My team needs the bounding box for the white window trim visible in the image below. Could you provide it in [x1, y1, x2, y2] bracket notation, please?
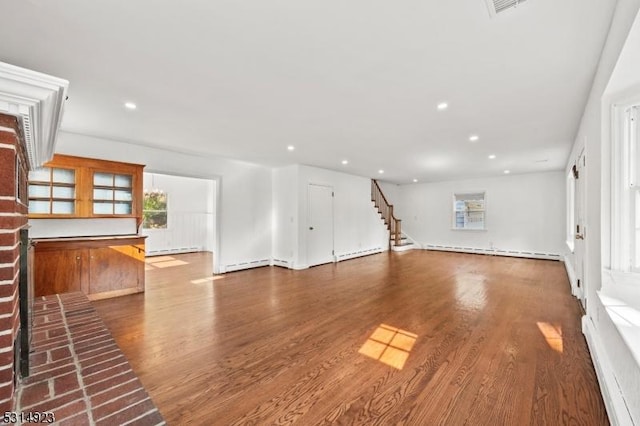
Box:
[630, 106, 640, 273]
[566, 168, 576, 253]
[611, 103, 639, 273]
[143, 191, 169, 230]
[452, 191, 487, 231]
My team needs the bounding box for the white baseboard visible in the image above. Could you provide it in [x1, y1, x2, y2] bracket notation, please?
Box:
[222, 259, 271, 273]
[391, 243, 416, 252]
[146, 246, 202, 256]
[582, 315, 634, 426]
[423, 244, 561, 261]
[564, 255, 576, 287]
[271, 258, 292, 268]
[269, 247, 386, 270]
[563, 255, 582, 298]
[336, 247, 385, 262]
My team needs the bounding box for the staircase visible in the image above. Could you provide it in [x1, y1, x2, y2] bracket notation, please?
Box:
[371, 179, 414, 251]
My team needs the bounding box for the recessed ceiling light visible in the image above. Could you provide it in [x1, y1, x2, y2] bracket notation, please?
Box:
[488, 154, 496, 159]
[341, 160, 349, 165]
[469, 135, 479, 142]
[378, 169, 384, 174]
[287, 145, 295, 151]
[413, 178, 418, 183]
[504, 170, 510, 174]
[124, 102, 137, 110]
[437, 102, 448, 110]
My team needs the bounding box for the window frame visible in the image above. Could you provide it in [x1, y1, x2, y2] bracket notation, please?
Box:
[142, 191, 169, 230]
[611, 101, 640, 273]
[452, 192, 487, 231]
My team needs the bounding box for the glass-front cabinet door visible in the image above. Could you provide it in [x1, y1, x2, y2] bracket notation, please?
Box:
[27, 154, 143, 225]
[28, 167, 76, 215]
[92, 172, 133, 215]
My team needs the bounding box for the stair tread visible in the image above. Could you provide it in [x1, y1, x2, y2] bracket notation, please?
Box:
[393, 242, 414, 247]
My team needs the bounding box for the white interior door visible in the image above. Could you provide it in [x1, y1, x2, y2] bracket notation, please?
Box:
[574, 150, 587, 308]
[307, 184, 334, 267]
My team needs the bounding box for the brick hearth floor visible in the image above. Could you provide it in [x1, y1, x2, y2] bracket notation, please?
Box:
[15, 292, 165, 425]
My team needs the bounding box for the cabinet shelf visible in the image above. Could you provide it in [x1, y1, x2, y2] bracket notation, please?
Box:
[29, 181, 75, 188]
[93, 185, 132, 191]
[29, 197, 75, 201]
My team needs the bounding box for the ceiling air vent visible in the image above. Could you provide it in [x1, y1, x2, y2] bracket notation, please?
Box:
[485, 0, 527, 17]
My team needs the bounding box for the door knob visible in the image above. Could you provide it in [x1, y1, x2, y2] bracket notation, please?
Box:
[309, 227, 314, 230]
[575, 234, 584, 240]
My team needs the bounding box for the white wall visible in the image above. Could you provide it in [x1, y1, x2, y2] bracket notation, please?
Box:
[564, 1, 640, 424]
[384, 172, 565, 257]
[55, 131, 272, 273]
[271, 165, 388, 269]
[142, 172, 215, 256]
[205, 179, 216, 252]
[272, 165, 298, 266]
[29, 218, 136, 238]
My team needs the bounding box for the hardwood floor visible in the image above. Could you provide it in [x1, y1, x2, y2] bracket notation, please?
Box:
[93, 251, 608, 425]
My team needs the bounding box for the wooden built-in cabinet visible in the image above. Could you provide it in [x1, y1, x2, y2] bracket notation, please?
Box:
[28, 154, 144, 229]
[29, 154, 147, 300]
[34, 236, 146, 300]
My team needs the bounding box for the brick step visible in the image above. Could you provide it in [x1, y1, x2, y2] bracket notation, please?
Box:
[17, 293, 165, 425]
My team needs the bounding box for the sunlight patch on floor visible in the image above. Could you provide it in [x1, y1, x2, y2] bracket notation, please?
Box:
[146, 256, 177, 263]
[454, 274, 487, 311]
[152, 260, 189, 268]
[359, 324, 417, 370]
[190, 276, 224, 284]
[145, 256, 190, 269]
[536, 322, 563, 353]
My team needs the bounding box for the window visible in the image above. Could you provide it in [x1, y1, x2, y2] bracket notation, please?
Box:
[612, 104, 640, 272]
[28, 167, 76, 215]
[453, 192, 486, 230]
[143, 191, 168, 229]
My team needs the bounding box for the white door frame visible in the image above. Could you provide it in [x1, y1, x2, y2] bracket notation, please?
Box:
[574, 148, 587, 307]
[307, 183, 334, 267]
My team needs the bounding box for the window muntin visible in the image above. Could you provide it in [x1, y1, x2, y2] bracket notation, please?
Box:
[92, 172, 133, 215]
[453, 192, 486, 230]
[28, 167, 76, 215]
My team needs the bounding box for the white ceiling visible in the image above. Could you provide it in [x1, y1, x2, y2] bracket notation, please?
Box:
[0, 0, 616, 184]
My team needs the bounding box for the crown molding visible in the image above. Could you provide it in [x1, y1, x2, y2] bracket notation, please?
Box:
[0, 62, 68, 169]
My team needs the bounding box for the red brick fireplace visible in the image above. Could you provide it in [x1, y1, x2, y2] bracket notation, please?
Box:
[0, 62, 68, 411]
[0, 113, 29, 411]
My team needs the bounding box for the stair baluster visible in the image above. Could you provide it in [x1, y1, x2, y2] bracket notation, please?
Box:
[371, 179, 402, 249]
